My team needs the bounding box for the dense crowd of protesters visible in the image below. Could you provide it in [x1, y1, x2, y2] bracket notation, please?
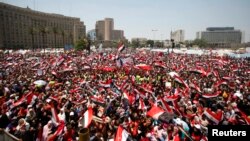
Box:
[0, 48, 250, 141]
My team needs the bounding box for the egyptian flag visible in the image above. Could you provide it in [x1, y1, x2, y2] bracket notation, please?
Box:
[123, 91, 134, 105]
[12, 92, 34, 107]
[117, 42, 125, 53]
[99, 79, 112, 88]
[50, 103, 60, 123]
[138, 98, 145, 110]
[214, 80, 227, 88]
[158, 98, 173, 114]
[13, 96, 26, 107]
[139, 85, 153, 94]
[121, 57, 134, 67]
[164, 94, 179, 102]
[213, 70, 219, 77]
[147, 105, 175, 123]
[202, 91, 221, 99]
[134, 64, 152, 71]
[154, 61, 167, 69]
[57, 57, 65, 66]
[115, 126, 131, 141]
[134, 89, 147, 99]
[81, 107, 93, 128]
[203, 109, 223, 124]
[190, 83, 201, 93]
[173, 75, 189, 89]
[189, 67, 207, 76]
[90, 96, 106, 106]
[222, 76, 233, 81]
[26, 92, 38, 105]
[47, 122, 65, 141]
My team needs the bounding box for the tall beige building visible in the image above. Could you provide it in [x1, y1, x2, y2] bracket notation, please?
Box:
[0, 2, 86, 50]
[104, 18, 114, 40]
[113, 30, 124, 41]
[96, 18, 124, 41]
[96, 20, 105, 41]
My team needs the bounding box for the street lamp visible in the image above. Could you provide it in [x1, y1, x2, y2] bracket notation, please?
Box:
[152, 30, 158, 48]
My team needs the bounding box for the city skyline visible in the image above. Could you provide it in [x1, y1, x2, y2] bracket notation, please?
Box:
[1, 0, 250, 42]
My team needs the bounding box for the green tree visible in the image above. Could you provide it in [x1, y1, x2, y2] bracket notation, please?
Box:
[52, 27, 59, 49]
[146, 40, 154, 48]
[132, 39, 140, 48]
[184, 40, 193, 48]
[154, 41, 162, 48]
[193, 38, 208, 48]
[39, 26, 49, 52]
[61, 30, 66, 49]
[74, 38, 88, 51]
[28, 27, 36, 51]
[69, 33, 74, 45]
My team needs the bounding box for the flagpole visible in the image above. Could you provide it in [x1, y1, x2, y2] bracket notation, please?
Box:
[177, 126, 194, 141]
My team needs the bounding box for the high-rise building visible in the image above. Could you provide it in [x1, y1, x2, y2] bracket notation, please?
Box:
[95, 20, 105, 41]
[113, 30, 124, 41]
[104, 18, 114, 41]
[170, 30, 185, 43]
[95, 18, 124, 41]
[196, 27, 243, 47]
[0, 2, 86, 49]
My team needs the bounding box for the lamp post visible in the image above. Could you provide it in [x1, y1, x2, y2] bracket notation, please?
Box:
[152, 29, 158, 48]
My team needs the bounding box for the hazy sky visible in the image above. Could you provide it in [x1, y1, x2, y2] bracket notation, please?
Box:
[1, 0, 250, 41]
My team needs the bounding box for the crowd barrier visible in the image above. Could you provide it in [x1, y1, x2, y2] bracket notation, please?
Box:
[0, 129, 21, 141]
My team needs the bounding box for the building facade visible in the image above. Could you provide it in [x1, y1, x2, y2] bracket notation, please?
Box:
[87, 29, 96, 41]
[0, 2, 86, 50]
[196, 27, 242, 47]
[170, 30, 185, 43]
[113, 30, 124, 41]
[104, 18, 114, 41]
[95, 18, 124, 41]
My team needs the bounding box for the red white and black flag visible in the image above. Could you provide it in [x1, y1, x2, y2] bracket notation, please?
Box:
[117, 42, 125, 53]
[80, 107, 93, 128]
[147, 105, 175, 123]
[115, 126, 131, 141]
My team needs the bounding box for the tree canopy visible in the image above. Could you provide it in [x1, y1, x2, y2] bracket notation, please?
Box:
[74, 38, 88, 51]
[193, 38, 208, 48]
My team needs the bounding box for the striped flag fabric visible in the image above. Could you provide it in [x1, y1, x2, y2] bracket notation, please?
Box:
[117, 42, 125, 53]
[90, 96, 106, 106]
[134, 89, 147, 99]
[190, 82, 201, 93]
[82, 107, 93, 128]
[138, 98, 145, 110]
[123, 91, 134, 105]
[173, 75, 189, 89]
[203, 109, 223, 124]
[158, 98, 173, 114]
[99, 79, 112, 88]
[115, 126, 130, 141]
[147, 105, 175, 123]
[50, 104, 60, 123]
[202, 91, 221, 98]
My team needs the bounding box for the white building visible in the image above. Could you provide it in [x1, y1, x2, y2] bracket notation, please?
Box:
[196, 27, 243, 47]
[87, 29, 96, 41]
[170, 30, 185, 43]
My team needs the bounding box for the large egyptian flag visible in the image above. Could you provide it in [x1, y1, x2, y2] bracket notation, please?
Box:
[117, 42, 125, 53]
[203, 109, 223, 125]
[147, 105, 175, 123]
[81, 107, 93, 128]
[115, 126, 131, 141]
